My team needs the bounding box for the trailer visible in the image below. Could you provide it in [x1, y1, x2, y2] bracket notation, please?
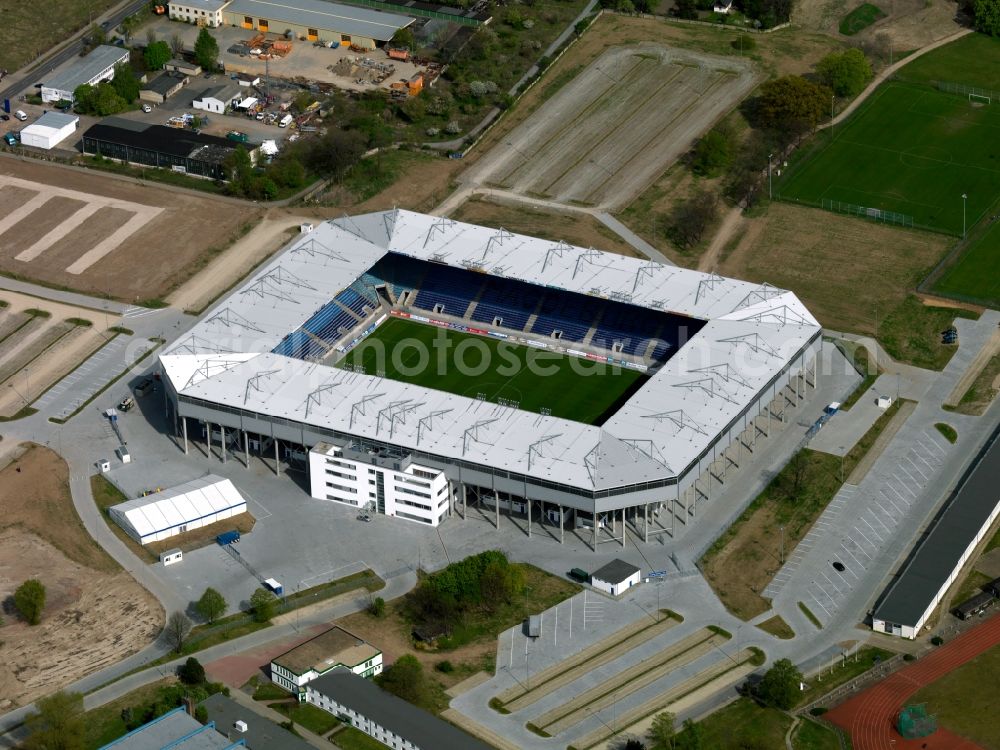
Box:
[525, 614, 541, 638]
[217, 530, 241, 546]
[264, 578, 284, 596]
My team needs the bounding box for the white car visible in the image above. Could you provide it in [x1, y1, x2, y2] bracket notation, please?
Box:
[142, 104, 152, 113]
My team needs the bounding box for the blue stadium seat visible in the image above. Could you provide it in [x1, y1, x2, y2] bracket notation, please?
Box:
[301, 301, 358, 345]
[412, 265, 483, 317]
[272, 330, 325, 360]
[470, 278, 536, 330]
[531, 293, 596, 342]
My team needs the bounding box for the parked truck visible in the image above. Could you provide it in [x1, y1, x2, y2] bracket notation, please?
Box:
[226, 130, 249, 143]
[278, 113, 293, 128]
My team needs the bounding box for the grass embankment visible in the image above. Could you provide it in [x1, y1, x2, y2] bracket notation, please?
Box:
[834, 339, 878, 409]
[90, 474, 158, 564]
[950, 354, 1000, 416]
[269, 701, 340, 735]
[910, 642, 1000, 749]
[935, 422, 958, 444]
[878, 296, 978, 371]
[799, 602, 823, 630]
[702, 401, 905, 620]
[756, 615, 795, 639]
[797, 646, 895, 708]
[331, 726, 389, 749]
[839, 3, 885, 35]
[690, 697, 843, 750]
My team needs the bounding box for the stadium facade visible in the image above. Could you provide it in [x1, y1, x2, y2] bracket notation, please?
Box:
[158, 211, 821, 547]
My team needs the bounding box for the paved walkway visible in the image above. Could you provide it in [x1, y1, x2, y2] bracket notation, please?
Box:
[819, 28, 973, 132]
[0, 276, 132, 315]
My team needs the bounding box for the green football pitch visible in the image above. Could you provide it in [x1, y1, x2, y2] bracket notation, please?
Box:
[932, 221, 1000, 308]
[776, 82, 1000, 236]
[338, 318, 647, 425]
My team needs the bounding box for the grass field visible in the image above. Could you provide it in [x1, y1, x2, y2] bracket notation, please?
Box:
[839, 3, 885, 35]
[911, 642, 1000, 749]
[896, 33, 1000, 92]
[690, 697, 843, 750]
[777, 83, 1000, 236]
[933, 220, 1000, 307]
[339, 318, 647, 425]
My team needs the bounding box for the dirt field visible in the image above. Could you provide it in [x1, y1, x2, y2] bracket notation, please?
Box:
[0, 158, 262, 302]
[718, 203, 951, 335]
[0, 445, 162, 709]
[452, 196, 641, 258]
[794, 0, 961, 50]
[471, 45, 756, 210]
[0, 291, 116, 417]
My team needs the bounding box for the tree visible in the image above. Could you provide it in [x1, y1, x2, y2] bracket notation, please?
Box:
[23, 691, 85, 750]
[377, 655, 428, 706]
[784, 450, 811, 503]
[89, 23, 107, 48]
[674, 718, 705, 750]
[647, 711, 676, 750]
[250, 587, 277, 623]
[74, 83, 96, 113]
[178, 656, 206, 685]
[195, 587, 227, 624]
[92, 83, 127, 116]
[391, 26, 415, 49]
[691, 128, 732, 176]
[674, 0, 697, 18]
[194, 705, 209, 724]
[144, 40, 171, 70]
[757, 657, 802, 710]
[111, 63, 140, 104]
[194, 27, 220, 71]
[749, 75, 832, 136]
[165, 611, 192, 652]
[974, 0, 1000, 35]
[14, 579, 46, 625]
[816, 48, 872, 98]
[171, 33, 185, 55]
[666, 190, 719, 249]
[304, 129, 365, 180]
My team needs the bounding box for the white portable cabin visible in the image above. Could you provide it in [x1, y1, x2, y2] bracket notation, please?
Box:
[160, 548, 183, 566]
[590, 559, 641, 597]
[108, 475, 247, 545]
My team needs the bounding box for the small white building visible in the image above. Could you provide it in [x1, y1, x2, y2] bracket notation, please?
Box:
[271, 625, 382, 697]
[713, 0, 734, 12]
[168, 0, 229, 27]
[193, 85, 238, 114]
[42, 45, 130, 103]
[309, 442, 451, 526]
[108, 475, 247, 544]
[20, 112, 79, 150]
[590, 559, 641, 596]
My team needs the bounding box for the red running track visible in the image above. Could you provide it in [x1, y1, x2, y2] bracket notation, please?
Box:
[827, 613, 1000, 750]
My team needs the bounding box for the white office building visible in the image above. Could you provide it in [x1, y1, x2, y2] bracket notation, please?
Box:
[168, 0, 229, 26]
[309, 442, 451, 526]
[42, 45, 130, 103]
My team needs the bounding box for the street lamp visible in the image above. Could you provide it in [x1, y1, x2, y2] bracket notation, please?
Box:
[962, 193, 968, 238]
[779, 525, 785, 565]
[768, 153, 774, 200]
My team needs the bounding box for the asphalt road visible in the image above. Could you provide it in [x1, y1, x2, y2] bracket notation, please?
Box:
[0, 0, 147, 105]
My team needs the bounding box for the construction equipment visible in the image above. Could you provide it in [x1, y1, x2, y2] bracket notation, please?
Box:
[118, 395, 135, 412]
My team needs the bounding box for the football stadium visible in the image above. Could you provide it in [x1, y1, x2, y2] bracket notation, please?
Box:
[158, 211, 822, 546]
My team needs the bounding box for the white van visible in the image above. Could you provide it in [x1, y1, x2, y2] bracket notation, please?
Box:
[278, 113, 293, 128]
[14, 110, 27, 121]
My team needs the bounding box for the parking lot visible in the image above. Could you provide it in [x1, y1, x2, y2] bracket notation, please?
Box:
[770, 422, 955, 627]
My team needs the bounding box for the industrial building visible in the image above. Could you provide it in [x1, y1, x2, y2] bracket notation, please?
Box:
[157, 211, 821, 549]
[199, 694, 314, 750]
[221, 0, 415, 49]
[169, 0, 231, 26]
[42, 45, 130, 103]
[19, 112, 78, 150]
[306, 668, 493, 750]
[97, 706, 243, 750]
[270, 625, 382, 695]
[193, 84, 240, 113]
[872, 429, 1000, 638]
[82, 118, 257, 180]
[140, 71, 190, 103]
[108, 475, 247, 544]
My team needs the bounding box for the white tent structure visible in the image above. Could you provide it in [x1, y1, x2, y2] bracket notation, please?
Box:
[109, 475, 246, 544]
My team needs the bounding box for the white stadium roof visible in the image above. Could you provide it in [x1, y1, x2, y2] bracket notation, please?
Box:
[109, 475, 246, 541]
[161, 211, 820, 492]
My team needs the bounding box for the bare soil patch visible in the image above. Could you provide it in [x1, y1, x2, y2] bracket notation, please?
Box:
[452, 197, 640, 258]
[795, 0, 960, 50]
[0, 158, 262, 302]
[41, 206, 132, 272]
[471, 44, 756, 210]
[718, 203, 950, 335]
[0, 445, 162, 708]
[352, 154, 464, 215]
[0, 196, 87, 259]
[0, 185, 35, 217]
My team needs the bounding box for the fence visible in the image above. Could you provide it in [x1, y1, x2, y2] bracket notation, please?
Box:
[820, 199, 914, 228]
[934, 80, 999, 102]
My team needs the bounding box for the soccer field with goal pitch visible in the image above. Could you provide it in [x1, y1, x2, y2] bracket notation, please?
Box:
[338, 318, 648, 425]
[776, 82, 1000, 236]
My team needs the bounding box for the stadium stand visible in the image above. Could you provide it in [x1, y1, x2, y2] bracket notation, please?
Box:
[592, 304, 667, 357]
[335, 287, 372, 318]
[531, 293, 594, 343]
[303, 301, 358, 345]
[470, 277, 537, 331]
[273, 330, 326, 360]
[412, 264, 483, 317]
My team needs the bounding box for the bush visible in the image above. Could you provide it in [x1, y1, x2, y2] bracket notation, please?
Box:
[732, 35, 757, 52]
[903, 653, 916, 661]
[178, 657, 206, 685]
[815, 48, 873, 98]
[931, 635, 944, 646]
[377, 655, 431, 708]
[369, 596, 386, 618]
[194, 705, 208, 724]
[436, 660, 455, 673]
[691, 128, 733, 176]
[14, 579, 46, 625]
[250, 588, 277, 623]
[809, 706, 828, 716]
